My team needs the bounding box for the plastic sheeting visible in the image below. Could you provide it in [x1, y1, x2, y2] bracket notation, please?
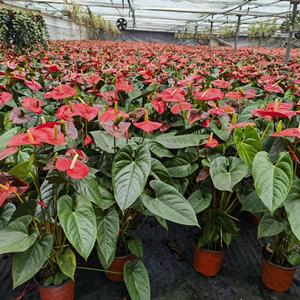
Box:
[2, 0, 297, 33]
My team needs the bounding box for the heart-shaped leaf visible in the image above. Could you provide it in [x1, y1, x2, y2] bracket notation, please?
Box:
[234, 126, 262, 167]
[285, 180, 300, 242]
[58, 194, 96, 260]
[96, 208, 119, 265]
[210, 156, 248, 191]
[150, 158, 174, 185]
[188, 189, 212, 214]
[12, 234, 54, 288]
[0, 215, 38, 254]
[252, 151, 293, 214]
[140, 180, 198, 226]
[112, 145, 151, 212]
[124, 260, 150, 300]
[258, 215, 285, 239]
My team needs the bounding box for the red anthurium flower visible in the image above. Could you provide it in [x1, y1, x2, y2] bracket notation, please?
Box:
[160, 87, 185, 103]
[151, 99, 166, 115]
[44, 85, 76, 100]
[272, 126, 300, 139]
[24, 80, 42, 92]
[134, 121, 162, 133]
[205, 133, 219, 148]
[66, 148, 88, 162]
[116, 80, 134, 93]
[240, 88, 257, 99]
[83, 135, 93, 147]
[48, 64, 60, 73]
[99, 108, 129, 123]
[252, 101, 296, 120]
[196, 168, 210, 182]
[201, 119, 211, 128]
[55, 155, 89, 180]
[101, 121, 131, 139]
[225, 91, 243, 101]
[36, 200, 48, 209]
[194, 88, 224, 101]
[0, 92, 13, 106]
[56, 104, 77, 121]
[263, 83, 284, 94]
[208, 105, 235, 116]
[85, 74, 101, 85]
[170, 102, 192, 115]
[187, 109, 206, 125]
[74, 103, 98, 121]
[21, 98, 44, 114]
[0, 147, 18, 161]
[0, 183, 17, 208]
[212, 79, 231, 89]
[7, 125, 65, 147]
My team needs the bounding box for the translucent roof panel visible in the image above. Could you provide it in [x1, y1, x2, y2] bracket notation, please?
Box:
[3, 0, 298, 32]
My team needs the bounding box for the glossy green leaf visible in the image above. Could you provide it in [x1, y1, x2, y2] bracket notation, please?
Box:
[155, 133, 207, 149]
[140, 180, 198, 226]
[58, 194, 97, 260]
[0, 216, 38, 254]
[124, 260, 151, 300]
[258, 215, 285, 239]
[234, 126, 262, 167]
[57, 248, 76, 280]
[128, 237, 143, 258]
[285, 180, 300, 242]
[188, 189, 212, 214]
[253, 151, 293, 214]
[0, 127, 19, 150]
[112, 145, 151, 212]
[73, 177, 102, 207]
[12, 234, 54, 288]
[150, 158, 174, 185]
[0, 203, 16, 230]
[148, 142, 174, 158]
[96, 208, 119, 265]
[210, 156, 248, 192]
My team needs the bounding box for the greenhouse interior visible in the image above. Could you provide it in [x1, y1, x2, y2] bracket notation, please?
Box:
[0, 0, 300, 299]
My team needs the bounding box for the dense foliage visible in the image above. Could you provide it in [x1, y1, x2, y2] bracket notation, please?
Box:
[0, 41, 300, 298]
[0, 7, 49, 52]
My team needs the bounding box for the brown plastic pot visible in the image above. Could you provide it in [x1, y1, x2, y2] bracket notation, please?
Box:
[106, 254, 135, 282]
[193, 247, 224, 277]
[261, 258, 297, 292]
[38, 279, 75, 300]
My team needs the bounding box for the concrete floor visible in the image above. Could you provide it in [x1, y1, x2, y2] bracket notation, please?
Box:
[1, 216, 300, 300]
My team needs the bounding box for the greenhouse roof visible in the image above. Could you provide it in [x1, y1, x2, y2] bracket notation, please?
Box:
[2, 0, 299, 32]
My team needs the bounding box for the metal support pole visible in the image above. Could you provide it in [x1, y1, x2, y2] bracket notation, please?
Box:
[194, 24, 198, 40]
[209, 21, 213, 49]
[284, 1, 299, 65]
[234, 15, 241, 53]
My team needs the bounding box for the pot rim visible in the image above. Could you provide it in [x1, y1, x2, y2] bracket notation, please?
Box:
[113, 253, 135, 260]
[34, 277, 75, 289]
[195, 246, 225, 254]
[262, 257, 298, 271]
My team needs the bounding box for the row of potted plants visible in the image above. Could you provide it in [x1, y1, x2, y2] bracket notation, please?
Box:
[0, 40, 300, 299]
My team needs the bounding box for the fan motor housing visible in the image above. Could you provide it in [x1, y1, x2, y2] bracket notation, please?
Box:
[116, 18, 127, 31]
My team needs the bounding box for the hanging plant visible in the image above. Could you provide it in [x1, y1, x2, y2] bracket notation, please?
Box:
[0, 7, 49, 52]
[280, 14, 300, 33]
[219, 25, 236, 39]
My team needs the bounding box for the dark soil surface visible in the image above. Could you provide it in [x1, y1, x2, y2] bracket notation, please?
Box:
[1, 216, 300, 300]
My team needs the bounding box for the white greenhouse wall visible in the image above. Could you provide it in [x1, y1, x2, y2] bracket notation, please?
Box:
[42, 14, 89, 40]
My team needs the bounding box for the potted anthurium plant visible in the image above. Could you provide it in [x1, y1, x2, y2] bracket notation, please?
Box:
[251, 127, 300, 292]
[86, 104, 202, 299]
[0, 123, 96, 300]
[191, 153, 248, 277]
